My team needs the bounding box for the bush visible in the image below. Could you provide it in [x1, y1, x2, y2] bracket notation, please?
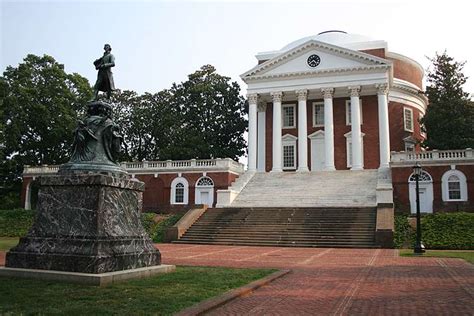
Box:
[141, 213, 183, 243]
[394, 214, 415, 248]
[0, 209, 35, 237]
[422, 212, 474, 250]
[395, 212, 474, 250]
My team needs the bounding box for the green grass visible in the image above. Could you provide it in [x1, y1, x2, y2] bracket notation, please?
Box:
[399, 249, 474, 264]
[0, 237, 19, 251]
[0, 266, 276, 315]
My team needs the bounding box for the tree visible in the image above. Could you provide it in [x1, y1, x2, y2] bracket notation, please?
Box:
[421, 51, 474, 150]
[167, 65, 247, 160]
[0, 54, 92, 208]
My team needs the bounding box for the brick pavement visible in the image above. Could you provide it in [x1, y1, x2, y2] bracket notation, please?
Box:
[158, 244, 474, 315]
[1, 245, 473, 315]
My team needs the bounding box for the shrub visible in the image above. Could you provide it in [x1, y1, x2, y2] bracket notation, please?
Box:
[394, 214, 415, 248]
[422, 212, 474, 250]
[0, 209, 35, 237]
[141, 213, 183, 243]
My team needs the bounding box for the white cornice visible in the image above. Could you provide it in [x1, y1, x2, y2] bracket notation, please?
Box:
[242, 39, 391, 80]
[244, 64, 391, 83]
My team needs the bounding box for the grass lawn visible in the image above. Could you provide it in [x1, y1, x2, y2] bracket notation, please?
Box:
[0, 266, 276, 315]
[0, 237, 18, 251]
[399, 249, 474, 264]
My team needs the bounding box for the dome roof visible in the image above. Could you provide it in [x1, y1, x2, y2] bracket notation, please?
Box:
[255, 31, 387, 61]
[280, 31, 376, 51]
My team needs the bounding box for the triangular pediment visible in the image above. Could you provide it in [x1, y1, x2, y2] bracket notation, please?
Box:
[308, 130, 325, 139]
[242, 40, 391, 81]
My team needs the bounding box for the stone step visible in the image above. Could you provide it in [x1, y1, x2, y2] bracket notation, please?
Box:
[173, 240, 379, 248]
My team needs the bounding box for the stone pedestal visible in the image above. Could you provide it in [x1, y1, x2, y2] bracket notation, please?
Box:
[6, 173, 161, 274]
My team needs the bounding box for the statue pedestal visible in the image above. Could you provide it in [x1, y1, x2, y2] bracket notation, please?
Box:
[6, 173, 161, 274]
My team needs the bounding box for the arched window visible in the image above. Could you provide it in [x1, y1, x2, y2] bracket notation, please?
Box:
[197, 177, 214, 187]
[441, 170, 468, 201]
[409, 171, 432, 182]
[171, 177, 189, 205]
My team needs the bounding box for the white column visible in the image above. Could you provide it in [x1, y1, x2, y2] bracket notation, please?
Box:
[271, 91, 283, 172]
[247, 93, 258, 171]
[322, 88, 335, 171]
[24, 181, 32, 210]
[349, 86, 363, 170]
[296, 89, 309, 172]
[377, 84, 391, 169]
[257, 103, 266, 172]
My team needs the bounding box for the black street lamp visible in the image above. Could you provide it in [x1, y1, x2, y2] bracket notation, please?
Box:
[413, 163, 425, 254]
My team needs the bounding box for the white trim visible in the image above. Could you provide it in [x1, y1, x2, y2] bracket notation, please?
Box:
[408, 171, 434, 213]
[403, 107, 414, 132]
[195, 176, 215, 206]
[282, 103, 296, 129]
[312, 101, 324, 127]
[441, 169, 468, 202]
[345, 100, 363, 126]
[386, 52, 424, 79]
[344, 131, 365, 168]
[171, 177, 189, 205]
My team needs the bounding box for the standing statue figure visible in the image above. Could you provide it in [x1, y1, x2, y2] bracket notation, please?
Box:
[93, 44, 115, 100]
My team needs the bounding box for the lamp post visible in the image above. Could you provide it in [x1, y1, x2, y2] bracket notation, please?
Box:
[413, 163, 425, 254]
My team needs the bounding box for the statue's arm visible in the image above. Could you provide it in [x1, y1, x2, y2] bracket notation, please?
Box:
[102, 54, 115, 68]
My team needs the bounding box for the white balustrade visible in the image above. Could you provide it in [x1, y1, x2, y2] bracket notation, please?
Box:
[391, 148, 473, 165]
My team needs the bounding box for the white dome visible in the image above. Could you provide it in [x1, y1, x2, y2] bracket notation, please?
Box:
[280, 31, 381, 52]
[255, 31, 387, 61]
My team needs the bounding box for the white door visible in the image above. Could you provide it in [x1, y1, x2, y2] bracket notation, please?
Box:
[409, 183, 433, 214]
[200, 191, 210, 206]
[311, 138, 325, 171]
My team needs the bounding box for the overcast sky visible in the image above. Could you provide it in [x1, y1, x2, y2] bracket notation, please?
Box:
[2, 0, 474, 96]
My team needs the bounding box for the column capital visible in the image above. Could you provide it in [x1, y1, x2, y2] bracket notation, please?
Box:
[295, 89, 308, 101]
[376, 84, 389, 95]
[321, 88, 334, 99]
[270, 91, 283, 102]
[257, 102, 267, 112]
[348, 86, 361, 97]
[247, 93, 258, 104]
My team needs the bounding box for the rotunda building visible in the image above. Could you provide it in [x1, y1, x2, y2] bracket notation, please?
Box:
[242, 30, 427, 172]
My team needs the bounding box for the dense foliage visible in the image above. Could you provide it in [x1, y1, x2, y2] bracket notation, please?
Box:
[0, 209, 36, 237]
[0, 55, 93, 207]
[394, 212, 474, 250]
[421, 51, 474, 149]
[141, 213, 183, 243]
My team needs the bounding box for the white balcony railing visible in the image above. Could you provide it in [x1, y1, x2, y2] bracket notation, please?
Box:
[391, 148, 473, 165]
[23, 158, 244, 176]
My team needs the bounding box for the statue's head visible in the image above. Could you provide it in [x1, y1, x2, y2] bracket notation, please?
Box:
[104, 44, 112, 52]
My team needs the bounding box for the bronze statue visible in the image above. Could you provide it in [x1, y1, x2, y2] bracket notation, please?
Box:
[93, 44, 115, 100]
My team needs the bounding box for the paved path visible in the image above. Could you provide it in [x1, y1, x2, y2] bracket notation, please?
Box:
[158, 244, 474, 315]
[1, 245, 473, 315]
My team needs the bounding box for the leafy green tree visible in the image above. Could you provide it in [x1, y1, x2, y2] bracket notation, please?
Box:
[167, 65, 247, 160]
[0, 54, 92, 208]
[421, 51, 474, 149]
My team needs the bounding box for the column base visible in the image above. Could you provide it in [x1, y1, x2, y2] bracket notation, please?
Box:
[296, 167, 309, 172]
[324, 166, 336, 171]
[270, 168, 283, 173]
[351, 166, 364, 171]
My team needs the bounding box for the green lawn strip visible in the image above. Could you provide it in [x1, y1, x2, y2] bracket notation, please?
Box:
[399, 249, 474, 264]
[0, 237, 19, 251]
[0, 266, 276, 315]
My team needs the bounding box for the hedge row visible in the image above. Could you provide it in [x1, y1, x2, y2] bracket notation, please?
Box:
[0, 209, 182, 243]
[395, 212, 474, 250]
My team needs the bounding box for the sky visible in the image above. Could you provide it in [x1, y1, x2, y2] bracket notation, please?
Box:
[2, 0, 474, 97]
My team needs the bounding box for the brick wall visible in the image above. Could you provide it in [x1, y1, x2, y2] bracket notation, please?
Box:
[392, 164, 474, 213]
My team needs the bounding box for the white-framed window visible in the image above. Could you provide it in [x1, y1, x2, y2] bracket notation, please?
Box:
[282, 134, 297, 170]
[344, 131, 365, 168]
[404, 107, 414, 132]
[312, 102, 324, 127]
[171, 177, 189, 205]
[282, 104, 296, 128]
[405, 143, 415, 152]
[441, 169, 468, 201]
[345, 100, 363, 125]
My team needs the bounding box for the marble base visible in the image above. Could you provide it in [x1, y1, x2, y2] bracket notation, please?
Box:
[0, 265, 175, 286]
[6, 173, 161, 273]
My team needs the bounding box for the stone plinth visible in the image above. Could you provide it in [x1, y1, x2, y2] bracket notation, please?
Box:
[6, 173, 161, 274]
